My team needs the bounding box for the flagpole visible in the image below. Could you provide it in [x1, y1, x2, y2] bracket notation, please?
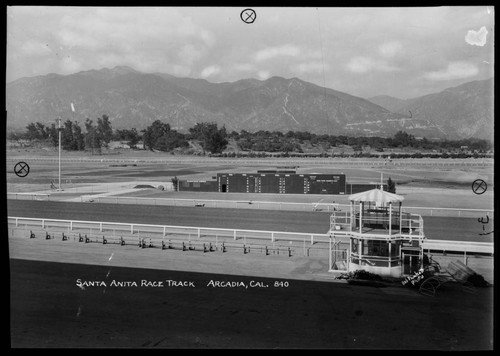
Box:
[57, 117, 62, 191]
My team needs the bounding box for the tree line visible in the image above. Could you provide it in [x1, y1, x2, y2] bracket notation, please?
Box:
[9, 116, 493, 155]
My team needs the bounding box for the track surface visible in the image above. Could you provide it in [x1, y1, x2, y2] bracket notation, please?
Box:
[7, 200, 494, 242]
[10, 258, 494, 349]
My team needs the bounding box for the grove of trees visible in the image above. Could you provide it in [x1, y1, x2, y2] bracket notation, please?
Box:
[9, 115, 493, 158]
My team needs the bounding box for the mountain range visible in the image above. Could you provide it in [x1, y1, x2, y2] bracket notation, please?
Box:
[6, 66, 493, 140]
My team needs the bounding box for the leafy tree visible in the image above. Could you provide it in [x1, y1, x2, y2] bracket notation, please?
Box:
[142, 120, 188, 151]
[25, 122, 50, 140]
[387, 177, 396, 194]
[189, 122, 228, 154]
[97, 115, 113, 147]
[115, 128, 141, 149]
[72, 121, 85, 150]
[84, 119, 101, 154]
[61, 120, 75, 150]
[47, 123, 58, 147]
[171, 176, 179, 191]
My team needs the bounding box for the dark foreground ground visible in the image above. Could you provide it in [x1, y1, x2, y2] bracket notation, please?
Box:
[10, 259, 493, 349]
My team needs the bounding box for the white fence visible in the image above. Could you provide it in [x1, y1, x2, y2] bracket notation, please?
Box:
[7, 216, 330, 245]
[81, 196, 493, 217]
[422, 239, 494, 255]
[8, 216, 493, 255]
[7, 192, 493, 218]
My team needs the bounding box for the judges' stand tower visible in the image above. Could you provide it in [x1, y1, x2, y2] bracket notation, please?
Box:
[329, 188, 425, 278]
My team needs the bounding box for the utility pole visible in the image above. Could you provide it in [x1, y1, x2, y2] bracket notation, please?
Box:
[56, 117, 62, 191]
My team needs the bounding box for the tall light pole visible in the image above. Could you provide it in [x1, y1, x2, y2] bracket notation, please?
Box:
[56, 117, 62, 191]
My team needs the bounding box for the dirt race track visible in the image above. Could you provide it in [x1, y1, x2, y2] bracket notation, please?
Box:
[6, 200, 494, 243]
[10, 258, 494, 349]
[7, 198, 495, 349]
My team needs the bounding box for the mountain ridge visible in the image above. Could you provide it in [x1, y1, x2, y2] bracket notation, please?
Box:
[6, 66, 492, 140]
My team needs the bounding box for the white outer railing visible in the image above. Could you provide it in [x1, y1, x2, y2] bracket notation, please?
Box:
[421, 239, 494, 254]
[8, 216, 493, 255]
[7, 192, 493, 217]
[7, 216, 329, 245]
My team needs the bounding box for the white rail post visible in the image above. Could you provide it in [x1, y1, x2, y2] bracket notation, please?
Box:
[131, 224, 134, 234]
[70, 221, 73, 231]
[271, 232, 274, 243]
[15, 218, 18, 227]
[198, 228, 201, 238]
[42, 219, 45, 229]
[234, 230, 237, 240]
[329, 235, 332, 270]
[163, 226, 166, 237]
[310, 234, 314, 245]
[100, 222, 103, 232]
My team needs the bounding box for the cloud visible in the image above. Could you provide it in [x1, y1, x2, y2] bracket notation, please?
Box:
[200, 65, 221, 78]
[255, 45, 300, 62]
[378, 41, 402, 58]
[257, 70, 271, 80]
[19, 40, 52, 56]
[291, 61, 328, 74]
[465, 26, 488, 46]
[234, 63, 254, 71]
[178, 45, 203, 66]
[424, 61, 479, 81]
[346, 56, 399, 73]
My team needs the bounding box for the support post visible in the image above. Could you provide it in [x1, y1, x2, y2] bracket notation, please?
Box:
[389, 203, 392, 235]
[329, 235, 332, 270]
[359, 202, 362, 234]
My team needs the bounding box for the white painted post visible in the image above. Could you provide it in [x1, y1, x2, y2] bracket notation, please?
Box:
[70, 221, 73, 231]
[359, 202, 362, 234]
[42, 219, 45, 229]
[329, 235, 332, 270]
[163, 226, 166, 237]
[271, 232, 274, 242]
[15, 218, 18, 227]
[310, 234, 314, 245]
[131, 224, 134, 234]
[100, 222, 103, 232]
[197, 228, 200, 238]
[234, 230, 237, 240]
[389, 203, 392, 235]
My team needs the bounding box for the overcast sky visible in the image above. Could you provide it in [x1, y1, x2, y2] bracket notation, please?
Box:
[6, 6, 495, 99]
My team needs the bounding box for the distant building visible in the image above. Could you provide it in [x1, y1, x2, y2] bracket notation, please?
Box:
[179, 169, 387, 195]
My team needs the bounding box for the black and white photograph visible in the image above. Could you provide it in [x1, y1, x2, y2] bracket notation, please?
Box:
[6, 6, 494, 349]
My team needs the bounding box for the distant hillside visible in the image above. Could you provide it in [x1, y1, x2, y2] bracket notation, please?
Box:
[7, 66, 489, 139]
[367, 95, 408, 113]
[368, 79, 494, 140]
